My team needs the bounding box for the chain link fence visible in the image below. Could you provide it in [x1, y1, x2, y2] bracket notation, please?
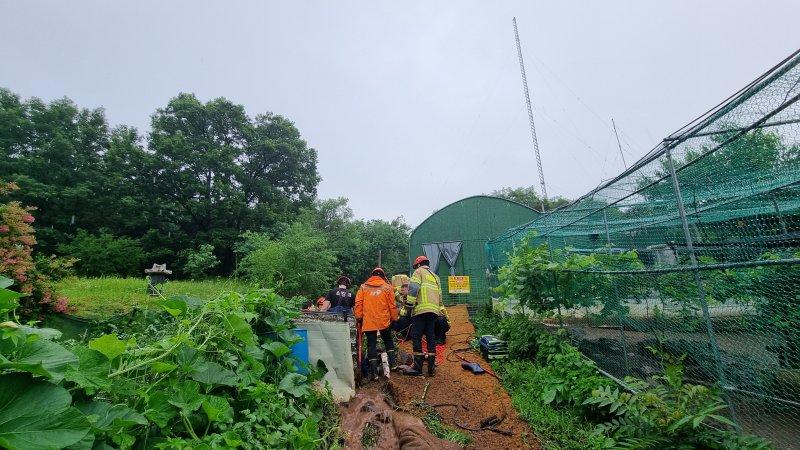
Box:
[487, 49, 800, 448]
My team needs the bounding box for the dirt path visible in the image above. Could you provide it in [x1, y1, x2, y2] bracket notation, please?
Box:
[386, 304, 540, 450]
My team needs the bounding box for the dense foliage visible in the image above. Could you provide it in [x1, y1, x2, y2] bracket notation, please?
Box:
[474, 306, 773, 449]
[0, 181, 74, 318]
[0, 277, 341, 449]
[0, 88, 411, 288]
[496, 240, 645, 317]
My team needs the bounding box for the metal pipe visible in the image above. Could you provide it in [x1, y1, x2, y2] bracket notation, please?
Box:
[666, 147, 739, 427]
[604, 209, 630, 374]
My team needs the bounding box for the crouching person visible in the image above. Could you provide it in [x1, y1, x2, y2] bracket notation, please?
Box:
[355, 268, 399, 380]
[435, 305, 451, 345]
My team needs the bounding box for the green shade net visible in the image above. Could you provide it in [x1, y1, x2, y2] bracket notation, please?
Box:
[486, 50, 800, 448]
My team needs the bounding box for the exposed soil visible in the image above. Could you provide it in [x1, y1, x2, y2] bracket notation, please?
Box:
[385, 305, 540, 450]
[338, 387, 461, 450]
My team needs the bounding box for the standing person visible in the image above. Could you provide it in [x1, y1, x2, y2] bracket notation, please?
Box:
[355, 268, 399, 380]
[402, 255, 442, 376]
[325, 276, 354, 314]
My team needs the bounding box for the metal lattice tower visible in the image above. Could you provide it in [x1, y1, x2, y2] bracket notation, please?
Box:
[513, 17, 548, 212]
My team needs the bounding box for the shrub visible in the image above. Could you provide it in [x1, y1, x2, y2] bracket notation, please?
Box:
[237, 223, 337, 297]
[58, 229, 145, 277]
[0, 181, 69, 319]
[180, 244, 220, 279]
[585, 350, 772, 449]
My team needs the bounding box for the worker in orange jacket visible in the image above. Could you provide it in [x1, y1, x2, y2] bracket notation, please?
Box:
[355, 267, 399, 380]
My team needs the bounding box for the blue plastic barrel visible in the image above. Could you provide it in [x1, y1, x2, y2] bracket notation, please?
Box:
[289, 328, 309, 374]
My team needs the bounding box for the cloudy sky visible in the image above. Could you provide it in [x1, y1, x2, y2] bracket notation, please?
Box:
[2, 1, 798, 227]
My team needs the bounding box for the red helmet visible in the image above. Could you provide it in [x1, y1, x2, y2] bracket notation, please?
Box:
[414, 255, 430, 266]
[336, 276, 351, 287]
[371, 267, 386, 278]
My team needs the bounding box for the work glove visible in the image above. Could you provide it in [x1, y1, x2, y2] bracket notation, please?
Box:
[356, 318, 363, 326]
[390, 320, 397, 329]
[399, 307, 407, 317]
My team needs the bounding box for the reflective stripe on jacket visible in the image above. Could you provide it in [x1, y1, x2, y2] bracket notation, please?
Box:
[406, 265, 442, 316]
[355, 276, 399, 331]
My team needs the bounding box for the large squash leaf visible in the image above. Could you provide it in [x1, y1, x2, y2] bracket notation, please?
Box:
[75, 400, 147, 433]
[88, 334, 126, 360]
[0, 337, 78, 381]
[0, 373, 90, 450]
[190, 361, 238, 387]
[64, 347, 111, 394]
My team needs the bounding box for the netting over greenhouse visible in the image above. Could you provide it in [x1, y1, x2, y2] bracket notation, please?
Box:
[486, 49, 800, 448]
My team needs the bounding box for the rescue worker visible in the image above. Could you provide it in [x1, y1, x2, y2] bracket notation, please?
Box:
[394, 281, 412, 333]
[402, 255, 442, 376]
[435, 305, 451, 345]
[355, 268, 399, 380]
[325, 276, 354, 314]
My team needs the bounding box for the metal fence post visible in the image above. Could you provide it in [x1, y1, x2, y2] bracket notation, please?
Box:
[665, 147, 739, 427]
[604, 209, 630, 375]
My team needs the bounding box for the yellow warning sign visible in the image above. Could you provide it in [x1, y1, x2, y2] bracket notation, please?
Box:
[448, 276, 470, 294]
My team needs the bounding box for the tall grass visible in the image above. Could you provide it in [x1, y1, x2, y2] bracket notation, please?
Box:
[56, 277, 252, 319]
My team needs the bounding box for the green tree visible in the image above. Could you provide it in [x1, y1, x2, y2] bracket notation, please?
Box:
[0, 89, 113, 254]
[145, 94, 320, 273]
[490, 186, 570, 211]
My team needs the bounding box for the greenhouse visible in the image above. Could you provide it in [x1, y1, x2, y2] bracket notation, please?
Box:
[409, 195, 539, 310]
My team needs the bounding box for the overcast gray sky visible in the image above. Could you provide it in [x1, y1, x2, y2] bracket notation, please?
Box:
[2, 1, 799, 228]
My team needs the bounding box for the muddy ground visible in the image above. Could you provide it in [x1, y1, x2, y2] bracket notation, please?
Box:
[340, 305, 541, 450]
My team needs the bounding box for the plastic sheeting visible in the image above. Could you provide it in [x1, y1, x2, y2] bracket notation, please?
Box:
[296, 321, 355, 402]
[422, 243, 441, 273]
[438, 241, 462, 276]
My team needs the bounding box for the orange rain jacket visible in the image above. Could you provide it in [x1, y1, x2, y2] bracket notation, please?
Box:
[355, 276, 399, 332]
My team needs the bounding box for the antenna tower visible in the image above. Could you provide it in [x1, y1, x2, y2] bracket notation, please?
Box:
[513, 17, 548, 212]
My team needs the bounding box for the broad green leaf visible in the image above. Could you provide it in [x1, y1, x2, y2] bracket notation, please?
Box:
[176, 346, 208, 375]
[145, 391, 178, 428]
[224, 313, 254, 346]
[278, 372, 310, 398]
[542, 388, 557, 404]
[151, 361, 177, 373]
[263, 341, 291, 359]
[278, 329, 303, 346]
[155, 298, 187, 318]
[75, 400, 147, 433]
[62, 431, 94, 450]
[0, 276, 13, 289]
[64, 347, 111, 394]
[169, 380, 206, 415]
[202, 396, 233, 423]
[0, 373, 90, 450]
[191, 361, 238, 387]
[88, 334, 126, 360]
[0, 337, 78, 381]
[16, 324, 62, 340]
[223, 430, 244, 447]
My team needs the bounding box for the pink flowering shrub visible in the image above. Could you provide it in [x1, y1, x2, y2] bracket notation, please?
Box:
[0, 181, 74, 319]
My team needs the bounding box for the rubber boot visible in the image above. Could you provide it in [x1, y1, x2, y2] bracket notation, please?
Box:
[369, 359, 379, 381]
[427, 355, 436, 377]
[387, 350, 397, 371]
[404, 355, 425, 376]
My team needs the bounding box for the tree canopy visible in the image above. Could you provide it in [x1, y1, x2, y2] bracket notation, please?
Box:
[490, 186, 570, 211]
[0, 88, 411, 293]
